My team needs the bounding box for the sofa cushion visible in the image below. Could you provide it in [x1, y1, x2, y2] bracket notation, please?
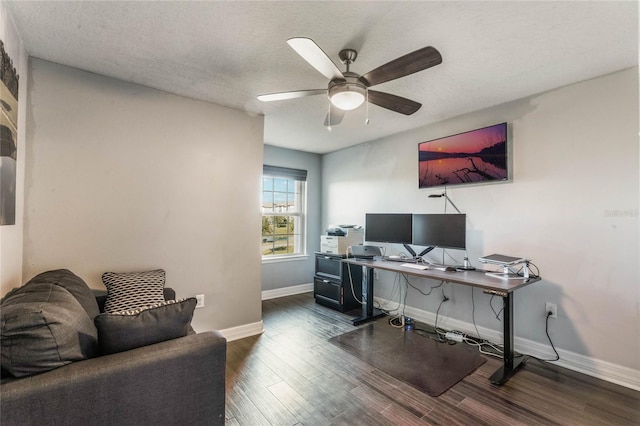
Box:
[1, 281, 99, 377]
[28, 269, 101, 320]
[102, 269, 166, 313]
[94, 298, 197, 355]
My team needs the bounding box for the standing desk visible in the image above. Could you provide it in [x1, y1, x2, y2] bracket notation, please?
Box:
[343, 258, 541, 385]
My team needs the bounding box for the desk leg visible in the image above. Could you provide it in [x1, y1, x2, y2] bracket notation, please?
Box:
[352, 266, 385, 326]
[489, 292, 525, 385]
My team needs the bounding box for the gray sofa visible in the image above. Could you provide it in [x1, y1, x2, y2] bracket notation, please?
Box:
[1, 270, 226, 425]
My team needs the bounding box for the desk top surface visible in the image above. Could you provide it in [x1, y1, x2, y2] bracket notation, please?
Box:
[343, 258, 540, 294]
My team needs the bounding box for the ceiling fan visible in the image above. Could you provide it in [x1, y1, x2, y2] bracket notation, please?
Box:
[257, 37, 442, 128]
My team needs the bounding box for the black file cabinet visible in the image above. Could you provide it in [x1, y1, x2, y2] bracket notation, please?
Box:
[313, 252, 362, 312]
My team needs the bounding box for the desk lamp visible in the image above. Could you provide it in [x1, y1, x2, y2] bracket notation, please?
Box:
[428, 192, 462, 214]
[428, 192, 475, 270]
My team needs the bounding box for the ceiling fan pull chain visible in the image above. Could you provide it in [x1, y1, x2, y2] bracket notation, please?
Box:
[327, 101, 332, 131]
[365, 88, 370, 125]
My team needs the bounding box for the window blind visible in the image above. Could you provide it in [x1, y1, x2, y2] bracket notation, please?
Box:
[263, 165, 307, 181]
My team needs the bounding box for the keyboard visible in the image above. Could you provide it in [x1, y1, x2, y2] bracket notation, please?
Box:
[401, 263, 428, 270]
[401, 263, 456, 272]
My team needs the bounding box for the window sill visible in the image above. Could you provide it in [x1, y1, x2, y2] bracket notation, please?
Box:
[262, 254, 309, 264]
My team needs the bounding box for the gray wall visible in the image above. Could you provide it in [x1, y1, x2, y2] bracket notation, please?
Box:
[262, 144, 321, 292]
[322, 68, 639, 372]
[23, 59, 264, 333]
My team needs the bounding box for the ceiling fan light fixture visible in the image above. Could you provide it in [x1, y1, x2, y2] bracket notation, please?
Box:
[329, 82, 366, 111]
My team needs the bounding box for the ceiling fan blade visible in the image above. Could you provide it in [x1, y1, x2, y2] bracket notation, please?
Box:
[257, 89, 326, 102]
[358, 46, 442, 87]
[324, 108, 345, 127]
[287, 37, 344, 81]
[367, 90, 421, 115]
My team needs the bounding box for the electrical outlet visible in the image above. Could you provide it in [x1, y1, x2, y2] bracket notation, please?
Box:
[196, 294, 205, 309]
[374, 269, 380, 280]
[545, 302, 557, 319]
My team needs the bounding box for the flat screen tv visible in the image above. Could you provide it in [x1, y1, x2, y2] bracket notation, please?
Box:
[365, 213, 413, 244]
[418, 122, 508, 189]
[412, 214, 466, 250]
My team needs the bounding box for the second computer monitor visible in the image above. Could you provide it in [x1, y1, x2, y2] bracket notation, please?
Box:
[412, 214, 466, 250]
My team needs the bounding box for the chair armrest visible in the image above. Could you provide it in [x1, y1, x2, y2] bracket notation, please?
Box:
[1, 331, 226, 425]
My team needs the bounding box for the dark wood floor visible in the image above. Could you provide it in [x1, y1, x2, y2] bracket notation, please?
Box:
[225, 292, 640, 425]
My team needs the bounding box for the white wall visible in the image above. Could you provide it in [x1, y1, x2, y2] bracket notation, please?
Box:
[322, 68, 639, 376]
[0, 1, 27, 294]
[22, 59, 264, 333]
[262, 144, 321, 293]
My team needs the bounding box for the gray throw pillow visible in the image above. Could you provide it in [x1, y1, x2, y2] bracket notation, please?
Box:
[1, 282, 99, 377]
[102, 269, 166, 313]
[94, 298, 197, 355]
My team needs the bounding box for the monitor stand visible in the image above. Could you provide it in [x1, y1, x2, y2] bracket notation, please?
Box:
[456, 256, 476, 271]
[418, 246, 435, 257]
[403, 244, 417, 258]
[486, 265, 525, 280]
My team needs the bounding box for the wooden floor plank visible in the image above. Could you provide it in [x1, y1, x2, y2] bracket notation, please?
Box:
[225, 292, 640, 426]
[225, 384, 272, 425]
[349, 384, 394, 414]
[267, 380, 332, 425]
[380, 402, 433, 426]
[329, 404, 396, 426]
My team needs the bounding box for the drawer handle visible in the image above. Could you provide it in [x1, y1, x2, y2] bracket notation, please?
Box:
[322, 280, 330, 283]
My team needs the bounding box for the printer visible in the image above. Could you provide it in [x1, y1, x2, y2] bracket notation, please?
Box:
[321, 225, 364, 255]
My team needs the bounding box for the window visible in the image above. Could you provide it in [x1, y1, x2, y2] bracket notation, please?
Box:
[261, 165, 307, 259]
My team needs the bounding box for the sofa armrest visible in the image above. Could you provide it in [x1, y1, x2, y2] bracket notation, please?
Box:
[1, 331, 226, 426]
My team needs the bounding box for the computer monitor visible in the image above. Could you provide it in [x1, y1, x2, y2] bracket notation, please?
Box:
[364, 213, 413, 244]
[412, 214, 466, 250]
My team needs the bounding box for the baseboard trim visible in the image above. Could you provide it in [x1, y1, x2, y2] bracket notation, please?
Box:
[219, 320, 264, 342]
[262, 283, 313, 300]
[377, 297, 640, 391]
[218, 284, 313, 342]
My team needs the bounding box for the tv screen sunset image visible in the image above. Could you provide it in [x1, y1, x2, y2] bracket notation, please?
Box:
[418, 123, 508, 189]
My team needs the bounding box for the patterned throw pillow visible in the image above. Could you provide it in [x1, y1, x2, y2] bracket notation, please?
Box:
[102, 269, 166, 314]
[94, 298, 197, 355]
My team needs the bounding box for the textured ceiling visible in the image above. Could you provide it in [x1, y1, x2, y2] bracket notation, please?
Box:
[6, 1, 638, 154]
